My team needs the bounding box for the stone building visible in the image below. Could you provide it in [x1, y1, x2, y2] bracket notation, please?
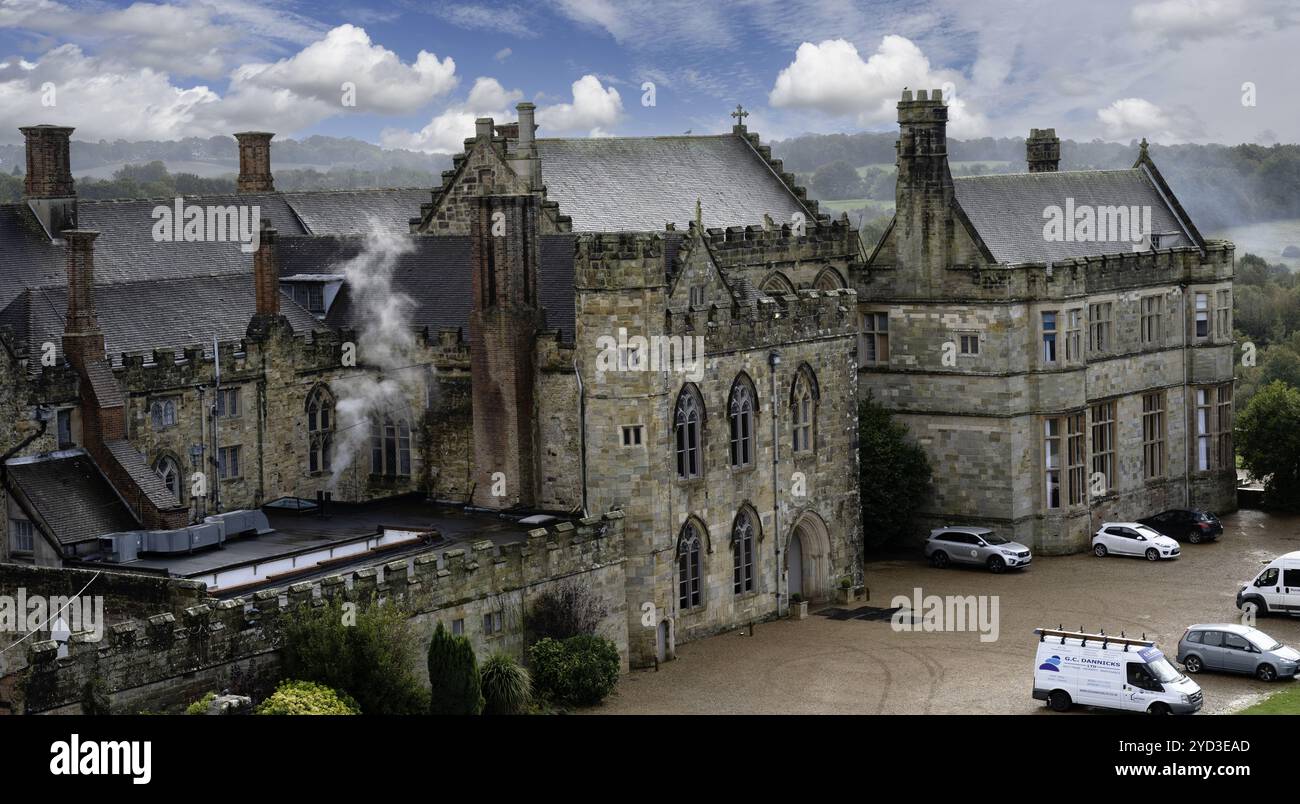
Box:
[0, 107, 864, 671]
[856, 89, 1237, 553]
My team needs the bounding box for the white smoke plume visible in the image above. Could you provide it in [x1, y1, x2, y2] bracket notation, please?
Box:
[328, 219, 421, 488]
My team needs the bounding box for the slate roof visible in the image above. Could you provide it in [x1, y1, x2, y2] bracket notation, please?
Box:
[5, 449, 140, 546]
[103, 439, 183, 512]
[294, 234, 578, 342]
[0, 188, 427, 312]
[536, 135, 808, 232]
[952, 168, 1193, 264]
[1, 275, 326, 367]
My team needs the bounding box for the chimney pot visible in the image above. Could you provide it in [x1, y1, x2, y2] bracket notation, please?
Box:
[475, 117, 494, 139]
[234, 131, 275, 193]
[253, 218, 280, 317]
[21, 125, 78, 236]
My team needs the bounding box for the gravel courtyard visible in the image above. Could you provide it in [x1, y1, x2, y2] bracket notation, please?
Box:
[592, 509, 1300, 715]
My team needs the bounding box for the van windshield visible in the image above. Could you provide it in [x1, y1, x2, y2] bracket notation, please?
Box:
[1147, 657, 1183, 684]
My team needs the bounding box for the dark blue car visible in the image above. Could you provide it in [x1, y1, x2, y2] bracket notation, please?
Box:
[1138, 509, 1223, 544]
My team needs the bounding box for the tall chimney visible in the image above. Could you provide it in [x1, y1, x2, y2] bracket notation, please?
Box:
[246, 219, 284, 340]
[512, 102, 541, 191]
[61, 229, 104, 369]
[20, 125, 77, 236]
[1026, 128, 1061, 172]
[468, 193, 544, 509]
[894, 88, 955, 282]
[234, 131, 275, 193]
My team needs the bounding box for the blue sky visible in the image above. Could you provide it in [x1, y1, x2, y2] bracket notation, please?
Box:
[1, 0, 1297, 149]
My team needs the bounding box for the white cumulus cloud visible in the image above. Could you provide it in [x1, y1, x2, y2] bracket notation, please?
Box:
[231, 24, 457, 114]
[536, 74, 622, 135]
[380, 77, 524, 154]
[768, 36, 988, 137]
[1096, 97, 1185, 142]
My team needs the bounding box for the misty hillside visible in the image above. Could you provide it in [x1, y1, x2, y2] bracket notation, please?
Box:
[0, 134, 451, 185]
[770, 131, 1300, 232]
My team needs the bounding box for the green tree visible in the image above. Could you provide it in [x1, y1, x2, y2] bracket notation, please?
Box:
[809, 160, 866, 200]
[427, 622, 484, 715]
[279, 597, 429, 715]
[859, 394, 933, 549]
[1236, 381, 1300, 510]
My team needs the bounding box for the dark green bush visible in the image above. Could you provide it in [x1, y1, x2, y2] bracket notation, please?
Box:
[279, 597, 429, 715]
[528, 634, 620, 707]
[427, 622, 484, 715]
[525, 581, 607, 642]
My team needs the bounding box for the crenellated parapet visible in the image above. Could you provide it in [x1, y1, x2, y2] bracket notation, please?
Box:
[695, 216, 864, 269]
[17, 511, 626, 713]
[667, 287, 857, 353]
[574, 232, 670, 290]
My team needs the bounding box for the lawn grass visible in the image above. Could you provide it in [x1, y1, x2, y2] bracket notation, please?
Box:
[1236, 683, 1300, 714]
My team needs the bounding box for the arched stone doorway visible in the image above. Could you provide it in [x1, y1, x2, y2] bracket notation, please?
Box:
[787, 512, 832, 602]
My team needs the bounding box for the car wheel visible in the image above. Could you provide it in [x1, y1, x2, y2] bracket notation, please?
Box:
[1147, 702, 1171, 715]
[1145, 548, 1160, 561]
[1257, 663, 1278, 682]
[1243, 598, 1268, 617]
[1047, 690, 1071, 712]
[1183, 655, 1203, 674]
[930, 551, 949, 569]
[987, 555, 1006, 574]
[1188, 532, 1202, 545]
[1093, 544, 1108, 557]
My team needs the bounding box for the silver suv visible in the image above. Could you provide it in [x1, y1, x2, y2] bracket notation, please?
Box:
[924, 526, 1032, 573]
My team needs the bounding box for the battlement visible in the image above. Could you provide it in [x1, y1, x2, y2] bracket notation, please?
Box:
[16, 511, 626, 713]
[667, 287, 857, 352]
[696, 216, 863, 270]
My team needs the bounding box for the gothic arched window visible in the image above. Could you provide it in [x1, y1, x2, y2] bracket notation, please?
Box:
[791, 365, 819, 454]
[154, 456, 181, 500]
[306, 386, 334, 474]
[674, 385, 704, 479]
[678, 520, 704, 610]
[728, 375, 756, 468]
[732, 509, 756, 594]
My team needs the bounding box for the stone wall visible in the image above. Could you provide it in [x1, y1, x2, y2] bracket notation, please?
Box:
[12, 511, 627, 714]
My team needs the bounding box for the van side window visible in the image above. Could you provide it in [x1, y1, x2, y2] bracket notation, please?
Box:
[1201, 631, 1223, 647]
[1258, 568, 1280, 587]
[1126, 663, 1158, 690]
[1284, 569, 1300, 588]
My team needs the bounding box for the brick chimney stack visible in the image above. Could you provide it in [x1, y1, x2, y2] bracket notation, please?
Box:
[894, 88, 955, 281]
[61, 229, 104, 369]
[468, 193, 544, 509]
[1027, 128, 1061, 172]
[246, 219, 284, 340]
[20, 125, 78, 236]
[234, 131, 275, 193]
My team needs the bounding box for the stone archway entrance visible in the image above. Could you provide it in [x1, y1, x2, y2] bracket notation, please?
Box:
[787, 512, 832, 602]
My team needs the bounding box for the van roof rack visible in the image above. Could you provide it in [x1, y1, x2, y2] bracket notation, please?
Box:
[1034, 627, 1156, 651]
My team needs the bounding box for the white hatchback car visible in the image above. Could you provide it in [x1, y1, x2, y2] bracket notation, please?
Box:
[1092, 522, 1181, 561]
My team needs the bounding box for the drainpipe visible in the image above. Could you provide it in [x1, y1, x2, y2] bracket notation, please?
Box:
[770, 349, 785, 617]
[1, 408, 50, 469]
[574, 357, 589, 517]
[1181, 283, 1191, 507]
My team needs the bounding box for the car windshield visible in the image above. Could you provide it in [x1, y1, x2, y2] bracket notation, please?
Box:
[1134, 525, 1164, 540]
[1147, 657, 1183, 684]
[982, 533, 1010, 545]
[1244, 630, 1283, 652]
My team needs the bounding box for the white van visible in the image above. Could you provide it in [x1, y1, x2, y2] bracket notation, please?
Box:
[1032, 628, 1203, 714]
[1236, 551, 1300, 616]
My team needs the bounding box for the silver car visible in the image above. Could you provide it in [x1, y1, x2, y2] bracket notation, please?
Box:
[1176, 623, 1300, 682]
[924, 526, 1032, 573]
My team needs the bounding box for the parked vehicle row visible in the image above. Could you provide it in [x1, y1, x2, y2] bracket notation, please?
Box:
[926, 509, 1221, 575]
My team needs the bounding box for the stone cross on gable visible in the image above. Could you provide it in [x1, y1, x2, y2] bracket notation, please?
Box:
[731, 105, 749, 125]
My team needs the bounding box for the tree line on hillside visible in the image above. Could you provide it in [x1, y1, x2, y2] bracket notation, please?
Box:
[0, 160, 442, 202]
[774, 132, 1300, 231]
